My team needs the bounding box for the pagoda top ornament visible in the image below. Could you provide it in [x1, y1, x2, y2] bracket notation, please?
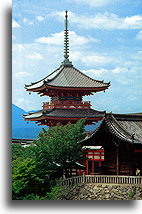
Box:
[61, 10, 72, 67]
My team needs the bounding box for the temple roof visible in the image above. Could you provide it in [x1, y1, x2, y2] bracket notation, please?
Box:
[105, 113, 142, 144]
[80, 113, 142, 145]
[25, 65, 110, 91]
[23, 108, 105, 120]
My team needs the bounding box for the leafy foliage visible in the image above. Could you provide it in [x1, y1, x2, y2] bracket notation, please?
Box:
[12, 119, 86, 199]
[34, 119, 86, 177]
[12, 157, 51, 199]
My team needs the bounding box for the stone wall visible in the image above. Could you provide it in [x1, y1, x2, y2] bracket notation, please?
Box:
[60, 183, 142, 200]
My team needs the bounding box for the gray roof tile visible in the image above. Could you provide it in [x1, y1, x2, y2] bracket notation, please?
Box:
[23, 108, 105, 119]
[25, 65, 110, 90]
[80, 113, 142, 144]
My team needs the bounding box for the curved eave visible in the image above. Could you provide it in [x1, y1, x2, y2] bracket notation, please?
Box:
[79, 114, 142, 145]
[24, 66, 63, 88]
[106, 127, 140, 144]
[23, 111, 43, 121]
[78, 117, 105, 145]
[25, 84, 110, 93]
[24, 115, 103, 121]
[105, 119, 132, 144]
[24, 116, 44, 121]
[104, 115, 141, 144]
[23, 108, 105, 122]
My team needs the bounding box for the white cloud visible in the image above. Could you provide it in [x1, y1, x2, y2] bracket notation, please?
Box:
[16, 44, 26, 50]
[26, 52, 44, 60]
[82, 66, 133, 76]
[125, 15, 141, 27]
[23, 18, 28, 24]
[71, 0, 111, 7]
[35, 32, 63, 45]
[136, 30, 142, 40]
[130, 50, 141, 61]
[35, 31, 99, 46]
[54, 11, 142, 30]
[112, 67, 129, 74]
[15, 98, 31, 110]
[23, 16, 44, 26]
[36, 16, 44, 22]
[23, 17, 34, 25]
[83, 68, 108, 76]
[70, 51, 117, 66]
[12, 20, 20, 28]
[15, 72, 31, 79]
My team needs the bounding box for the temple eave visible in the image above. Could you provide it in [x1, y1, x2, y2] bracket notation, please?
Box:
[26, 85, 109, 95]
[24, 116, 102, 126]
[23, 108, 104, 126]
[24, 115, 103, 121]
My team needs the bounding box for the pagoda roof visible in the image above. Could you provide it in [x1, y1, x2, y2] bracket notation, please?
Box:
[80, 113, 142, 145]
[25, 65, 110, 91]
[23, 108, 105, 120]
[25, 11, 110, 93]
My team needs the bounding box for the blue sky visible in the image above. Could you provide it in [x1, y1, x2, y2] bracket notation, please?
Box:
[12, 0, 141, 113]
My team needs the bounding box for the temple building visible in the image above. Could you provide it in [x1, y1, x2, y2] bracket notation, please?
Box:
[23, 11, 110, 126]
[79, 113, 142, 176]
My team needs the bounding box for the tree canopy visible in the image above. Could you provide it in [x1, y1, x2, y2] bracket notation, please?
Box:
[12, 119, 87, 199]
[34, 119, 86, 177]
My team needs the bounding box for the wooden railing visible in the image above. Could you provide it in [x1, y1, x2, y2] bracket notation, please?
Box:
[59, 174, 142, 186]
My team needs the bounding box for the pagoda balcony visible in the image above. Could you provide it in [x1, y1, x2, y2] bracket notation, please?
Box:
[42, 100, 91, 110]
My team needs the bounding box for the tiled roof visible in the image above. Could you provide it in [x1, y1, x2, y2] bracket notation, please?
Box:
[80, 113, 142, 144]
[43, 108, 105, 118]
[23, 108, 105, 120]
[105, 114, 142, 144]
[25, 65, 110, 90]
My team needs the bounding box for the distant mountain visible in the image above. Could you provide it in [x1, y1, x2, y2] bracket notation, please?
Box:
[12, 104, 101, 139]
[12, 104, 28, 128]
[12, 104, 47, 139]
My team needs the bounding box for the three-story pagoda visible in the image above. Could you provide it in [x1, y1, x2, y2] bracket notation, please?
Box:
[23, 11, 110, 126]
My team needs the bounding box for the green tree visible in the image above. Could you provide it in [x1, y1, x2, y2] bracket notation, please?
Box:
[12, 143, 35, 161]
[12, 157, 51, 199]
[34, 119, 86, 178]
[12, 119, 87, 199]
